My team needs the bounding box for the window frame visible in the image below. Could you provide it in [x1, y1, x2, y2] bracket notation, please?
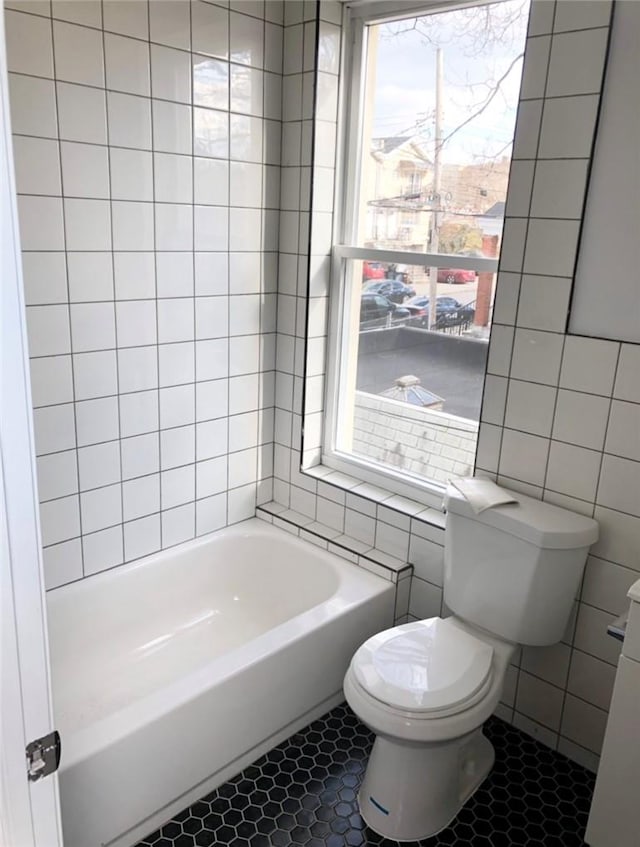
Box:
[320, 0, 505, 507]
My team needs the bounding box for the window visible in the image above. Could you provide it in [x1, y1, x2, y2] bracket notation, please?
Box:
[323, 0, 530, 503]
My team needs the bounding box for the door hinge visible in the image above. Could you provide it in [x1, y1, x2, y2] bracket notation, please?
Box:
[26, 730, 61, 782]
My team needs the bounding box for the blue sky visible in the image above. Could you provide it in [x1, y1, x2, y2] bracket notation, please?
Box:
[371, 0, 531, 164]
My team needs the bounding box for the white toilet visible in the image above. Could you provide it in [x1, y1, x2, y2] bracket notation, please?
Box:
[344, 484, 599, 842]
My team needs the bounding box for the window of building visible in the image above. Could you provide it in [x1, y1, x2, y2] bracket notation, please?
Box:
[323, 0, 530, 503]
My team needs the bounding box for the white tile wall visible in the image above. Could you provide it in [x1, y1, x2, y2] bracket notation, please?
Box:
[472, 0, 639, 767]
[8, 0, 633, 774]
[262, 0, 633, 774]
[8, 0, 281, 588]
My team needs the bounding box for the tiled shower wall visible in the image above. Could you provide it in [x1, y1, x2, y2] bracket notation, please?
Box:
[267, 0, 639, 771]
[6, 0, 282, 589]
[476, 0, 639, 769]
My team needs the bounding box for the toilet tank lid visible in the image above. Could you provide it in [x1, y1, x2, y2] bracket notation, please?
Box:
[444, 484, 599, 549]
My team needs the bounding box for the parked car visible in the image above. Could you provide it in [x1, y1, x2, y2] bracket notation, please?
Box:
[360, 293, 410, 327]
[364, 279, 416, 303]
[405, 295, 475, 327]
[436, 267, 477, 284]
[362, 261, 386, 280]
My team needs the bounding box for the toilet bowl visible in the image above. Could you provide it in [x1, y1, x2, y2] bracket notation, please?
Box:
[344, 483, 598, 842]
[344, 616, 515, 841]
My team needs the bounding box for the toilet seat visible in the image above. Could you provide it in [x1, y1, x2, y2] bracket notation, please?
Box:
[351, 618, 494, 716]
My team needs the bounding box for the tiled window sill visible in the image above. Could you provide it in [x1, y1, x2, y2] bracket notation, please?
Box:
[300, 463, 447, 529]
[257, 503, 415, 583]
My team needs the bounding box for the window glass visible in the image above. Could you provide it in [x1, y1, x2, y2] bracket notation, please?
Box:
[328, 1, 530, 494]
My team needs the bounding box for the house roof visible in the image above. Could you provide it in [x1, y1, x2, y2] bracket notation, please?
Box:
[482, 201, 506, 217]
[373, 136, 412, 154]
[371, 136, 432, 164]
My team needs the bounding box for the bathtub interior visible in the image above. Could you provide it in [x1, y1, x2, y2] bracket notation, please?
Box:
[46, 524, 344, 733]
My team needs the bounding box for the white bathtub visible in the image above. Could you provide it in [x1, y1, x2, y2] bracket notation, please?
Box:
[46, 518, 394, 847]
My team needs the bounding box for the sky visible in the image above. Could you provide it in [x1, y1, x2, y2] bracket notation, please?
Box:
[370, 0, 531, 165]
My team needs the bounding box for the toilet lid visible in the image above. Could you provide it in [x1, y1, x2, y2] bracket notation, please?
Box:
[352, 618, 494, 713]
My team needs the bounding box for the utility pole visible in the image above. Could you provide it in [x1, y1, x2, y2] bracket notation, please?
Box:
[428, 48, 443, 330]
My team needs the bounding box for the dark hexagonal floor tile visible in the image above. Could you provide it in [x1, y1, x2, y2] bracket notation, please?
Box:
[135, 703, 595, 847]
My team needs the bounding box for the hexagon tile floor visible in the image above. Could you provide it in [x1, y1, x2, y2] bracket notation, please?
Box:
[135, 703, 595, 847]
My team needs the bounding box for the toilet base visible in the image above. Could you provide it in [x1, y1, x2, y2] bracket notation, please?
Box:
[358, 728, 495, 842]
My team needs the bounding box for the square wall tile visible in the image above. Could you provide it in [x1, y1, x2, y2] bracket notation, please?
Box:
[230, 10, 264, 67]
[530, 159, 589, 220]
[70, 303, 116, 352]
[107, 91, 152, 149]
[18, 196, 64, 251]
[78, 440, 121, 491]
[523, 219, 580, 277]
[53, 20, 104, 87]
[538, 94, 600, 160]
[119, 390, 159, 438]
[116, 300, 157, 348]
[546, 27, 609, 97]
[510, 329, 564, 385]
[64, 199, 112, 250]
[13, 136, 61, 196]
[192, 1, 229, 59]
[552, 390, 610, 451]
[516, 671, 563, 731]
[83, 525, 124, 575]
[152, 100, 192, 155]
[6, 11, 54, 77]
[110, 149, 154, 202]
[581, 556, 640, 616]
[75, 396, 119, 446]
[560, 336, 619, 396]
[162, 502, 195, 547]
[545, 441, 601, 502]
[73, 351, 117, 400]
[113, 252, 155, 300]
[499, 429, 549, 488]
[33, 404, 76, 455]
[103, 0, 150, 39]
[117, 347, 158, 393]
[505, 380, 556, 437]
[605, 401, 640, 462]
[124, 474, 160, 520]
[151, 44, 192, 103]
[121, 432, 159, 481]
[43, 539, 82, 589]
[154, 153, 193, 204]
[26, 304, 71, 357]
[614, 345, 640, 403]
[39, 495, 80, 546]
[80, 484, 122, 534]
[597, 454, 640, 517]
[124, 514, 161, 561]
[517, 275, 571, 333]
[560, 694, 608, 755]
[9, 74, 58, 138]
[61, 142, 110, 199]
[68, 252, 114, 302]
[149, 0, 190, 50]
[105, 32, 150, 96]
[519, 35, 551, 100]
[161, 425, 195, 470]
[30, 356, 74, 408]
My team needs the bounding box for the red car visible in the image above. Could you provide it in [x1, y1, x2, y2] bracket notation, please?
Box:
[362, 261, 386, 280]
[437, 268, 477, 284]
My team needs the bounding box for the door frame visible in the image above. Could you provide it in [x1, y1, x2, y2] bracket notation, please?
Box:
[0, 3, 64, 844]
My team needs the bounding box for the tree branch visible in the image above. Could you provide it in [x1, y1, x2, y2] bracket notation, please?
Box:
[440, 52, 524, 149]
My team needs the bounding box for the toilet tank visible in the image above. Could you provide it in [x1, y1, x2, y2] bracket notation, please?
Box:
[443, 485, 599, 646]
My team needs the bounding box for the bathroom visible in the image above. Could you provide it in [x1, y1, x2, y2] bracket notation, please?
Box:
[1, 0, 638, 845]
